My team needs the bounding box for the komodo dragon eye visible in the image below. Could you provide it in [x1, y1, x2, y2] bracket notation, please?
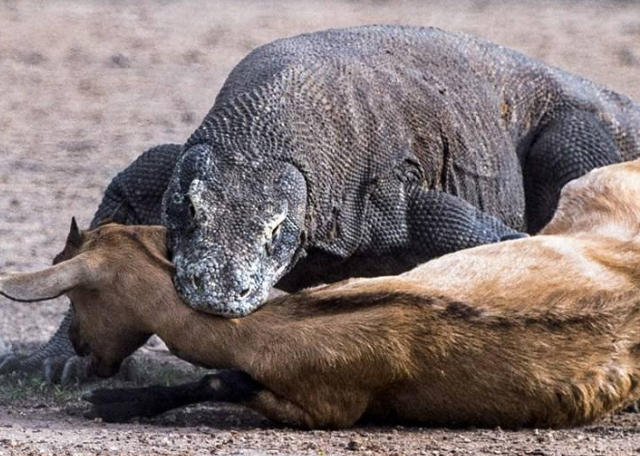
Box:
[272, 224, 282, 241]
[187, 198, 197, 220]
[265, 222, 283, 256]
[184, 197, 198, 237]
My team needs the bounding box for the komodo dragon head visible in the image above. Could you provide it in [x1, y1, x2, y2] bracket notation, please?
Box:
[163, 143, 307, 317]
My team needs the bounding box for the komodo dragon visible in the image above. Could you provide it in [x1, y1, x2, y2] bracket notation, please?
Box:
[3, 25, 640, 383]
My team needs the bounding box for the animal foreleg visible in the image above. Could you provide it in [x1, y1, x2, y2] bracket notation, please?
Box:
[85, 369, 334, 427]
[84, 370, 264, 422]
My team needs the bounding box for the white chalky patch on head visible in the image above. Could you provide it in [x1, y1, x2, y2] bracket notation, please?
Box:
[189, 179, 208, 213]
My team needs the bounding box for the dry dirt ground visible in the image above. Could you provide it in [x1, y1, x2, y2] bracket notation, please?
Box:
[2, 0, 640, 454]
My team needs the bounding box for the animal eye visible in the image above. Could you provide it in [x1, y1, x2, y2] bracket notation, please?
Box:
[264, 223, 283, 257]
[188, 198, 197, 220]
[271, 223, 282, 240]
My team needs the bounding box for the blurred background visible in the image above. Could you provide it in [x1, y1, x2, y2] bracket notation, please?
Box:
[1, 0, 640, 346]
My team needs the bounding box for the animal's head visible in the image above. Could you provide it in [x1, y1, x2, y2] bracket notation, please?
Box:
[0, 220, 172, 377]
[162, 143, 307, 317]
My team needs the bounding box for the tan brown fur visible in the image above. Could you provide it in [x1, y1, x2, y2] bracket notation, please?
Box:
[4, 160, 640, 429]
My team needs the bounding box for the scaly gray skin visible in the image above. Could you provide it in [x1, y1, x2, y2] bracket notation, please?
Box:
[4, 25, 640, 382]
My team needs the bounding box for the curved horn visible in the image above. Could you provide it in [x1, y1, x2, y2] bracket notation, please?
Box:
[0, 255, 94, 302]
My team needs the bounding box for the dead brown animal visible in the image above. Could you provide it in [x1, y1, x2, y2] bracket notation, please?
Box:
[3, 160, 640, 429]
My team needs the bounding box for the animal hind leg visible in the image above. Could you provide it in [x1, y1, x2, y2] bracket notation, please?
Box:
[523, 110, 622, 233]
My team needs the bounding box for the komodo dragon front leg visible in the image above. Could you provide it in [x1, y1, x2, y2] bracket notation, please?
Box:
[0, 144, 183, 384]
[403, 188, 520, 256]
[362, 185, 523, 271]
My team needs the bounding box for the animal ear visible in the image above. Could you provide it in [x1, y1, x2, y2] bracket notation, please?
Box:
[67, 217, 83, 248]
[0, 255, 95, 302]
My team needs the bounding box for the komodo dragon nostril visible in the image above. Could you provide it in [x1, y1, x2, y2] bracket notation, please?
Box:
[192, 274, 203, 291]
[239, 287, 251, 298]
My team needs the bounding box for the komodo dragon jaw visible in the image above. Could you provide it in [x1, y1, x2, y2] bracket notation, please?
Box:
[163, 144, 308, 317]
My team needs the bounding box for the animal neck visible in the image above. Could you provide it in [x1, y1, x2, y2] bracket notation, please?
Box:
[148, 288, 274, 370]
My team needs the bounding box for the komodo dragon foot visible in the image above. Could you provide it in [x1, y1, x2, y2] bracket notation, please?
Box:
[0, 313, 88, 384]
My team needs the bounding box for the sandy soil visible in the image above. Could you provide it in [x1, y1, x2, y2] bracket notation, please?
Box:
[2, 0, 640, 454]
